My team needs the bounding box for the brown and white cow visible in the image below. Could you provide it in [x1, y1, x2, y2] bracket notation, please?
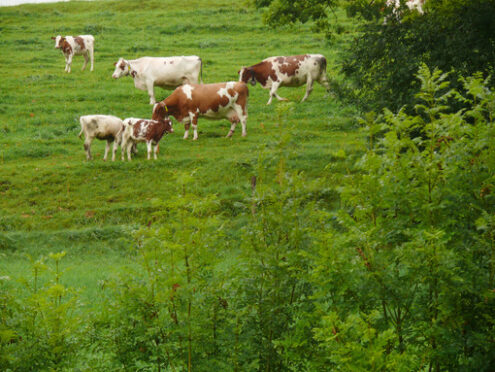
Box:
[238, 54, 330, 105]
[79, 115, 123, 161]
[52, 35, 94, 73]
[152, 82, 248, 140]
[121, 118, 173, 161]
[112, 56, 203, 105]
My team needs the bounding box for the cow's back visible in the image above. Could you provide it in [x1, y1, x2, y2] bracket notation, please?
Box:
[134, 56, 201, 87]
[189, 82, 246, 115]
[81, 115, 122, 132]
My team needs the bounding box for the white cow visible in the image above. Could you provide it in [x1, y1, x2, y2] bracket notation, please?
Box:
[78, 115, 123, 161]
[52, 35, 94, 73]
[385, 0, 425, 22]
[121, 118, 173, 161]
[112, 56, 203, 105]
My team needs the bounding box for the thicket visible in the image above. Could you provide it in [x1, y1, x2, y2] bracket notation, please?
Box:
[2, 67, 494, 370]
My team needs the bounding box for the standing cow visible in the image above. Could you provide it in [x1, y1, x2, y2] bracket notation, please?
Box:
[121, 118, 173, 161]
[78, 115, 123, 161]
[52, 35, 94, 73]
[152, 82, 248, 140]
[112, 56, 203, 105]
[238, 54, 330, 105]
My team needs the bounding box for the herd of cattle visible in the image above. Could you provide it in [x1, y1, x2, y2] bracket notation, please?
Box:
[52, 35, 330, 161]
[51, 0, 424, 161]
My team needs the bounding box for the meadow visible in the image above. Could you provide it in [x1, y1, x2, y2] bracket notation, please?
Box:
[0, 0, 360, 274]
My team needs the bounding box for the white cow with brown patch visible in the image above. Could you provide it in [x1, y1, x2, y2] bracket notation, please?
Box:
[79, 115, 123, 161]
[238, 54, 330, 105]
[152, 82, 248, 140]
[121, 118, 173, 161]
[52, 35, 94, 73]
[112, 56, 203, 105]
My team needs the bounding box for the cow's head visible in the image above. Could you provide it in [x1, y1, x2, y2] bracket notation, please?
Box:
[238, 67, 257, 86]
[112, 58, 133, 79]
[52, 35, 63, 49]
[152, 102, 170, 121]
[162, 118, 174, 134]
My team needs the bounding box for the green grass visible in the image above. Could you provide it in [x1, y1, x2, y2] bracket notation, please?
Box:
[0, 0, 363, 299]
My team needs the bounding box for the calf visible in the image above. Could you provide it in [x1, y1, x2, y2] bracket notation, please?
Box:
[152, 82, 248, 140]
[238, 54, 329, 105]
[78, 115, 123, 161]
[52, 35, 94, 73]
[112, 56, 203, 104]
[121, 118, 173, 161]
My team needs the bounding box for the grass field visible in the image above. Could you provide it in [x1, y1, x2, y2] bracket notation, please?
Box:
[0, 0, 363, 304]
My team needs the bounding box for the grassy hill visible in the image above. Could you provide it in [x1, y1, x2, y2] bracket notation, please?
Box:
[0, 0, 361, 282]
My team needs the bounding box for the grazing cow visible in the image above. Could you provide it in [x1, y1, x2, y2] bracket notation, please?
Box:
[78, 115, 123, 161]
[52, 35, 94, 73]
[121, 118, 173, 161]
[238, 54, 330, 105]
[112, 56, 203, 105]
[152, 82, 248, 140]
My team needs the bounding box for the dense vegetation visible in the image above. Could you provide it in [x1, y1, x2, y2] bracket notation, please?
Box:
[1, 0, 494, 371]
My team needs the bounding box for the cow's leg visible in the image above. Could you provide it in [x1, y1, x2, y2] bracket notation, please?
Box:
[89, 48, 94, 72]
[103, 140, 111, 161]
[188, 113, 200, 140]
[146, 141, 152, 160]
[267, 82, 286, 105]
[82, 52, 89, 71]
[183, 122, 190, 139]
[111, 140, 118, 162]
[146, 82, 156, 105]
[231, 105, 247, 137]
[227, 115, 239, 138]
[153, 144, 159, 160]
[66, 54, 73, 73]
[64, 54, 69, 72]
[121, 138, 126, 161]
[301, 77, 314, 102]
[126, 141, 133, 161]
[84, 138, 93, 160]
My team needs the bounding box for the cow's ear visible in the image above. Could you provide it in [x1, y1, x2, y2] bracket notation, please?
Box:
[113, 62, 117, 66]
[51, 37, 56, 40]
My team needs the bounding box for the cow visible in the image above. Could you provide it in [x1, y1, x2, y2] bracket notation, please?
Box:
[112, 56, 203, 105]
[121, 118, 173, 161]
[238, 54, 330, 105]
[152, 82, 248, 141]
[78, 115, 123, 161]
[384, 0, 425, 23]
[52, 35, 94, 73]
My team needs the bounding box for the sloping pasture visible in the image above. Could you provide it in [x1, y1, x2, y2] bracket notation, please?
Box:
[0, 1, 362, 299]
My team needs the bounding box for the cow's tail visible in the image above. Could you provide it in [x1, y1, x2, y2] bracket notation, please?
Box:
[78, 117, 84, 139]
[318, 56, 327, 76]
[199, 57, 203, 84]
